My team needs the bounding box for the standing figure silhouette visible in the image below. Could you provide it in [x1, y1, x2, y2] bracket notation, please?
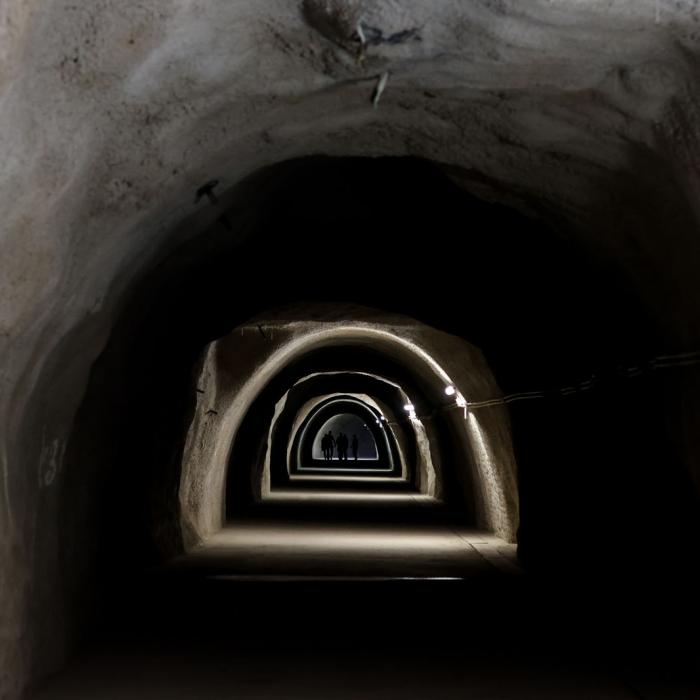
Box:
[337, 432, 348, 461]
[327, 431, 336, 460]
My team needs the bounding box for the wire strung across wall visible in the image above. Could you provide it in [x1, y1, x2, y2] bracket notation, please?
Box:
[464, 348, 700, 412]
[385, 349, 700, 425]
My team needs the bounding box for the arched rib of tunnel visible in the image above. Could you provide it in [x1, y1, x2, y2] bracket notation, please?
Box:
[233, 362, 448, 509]
[290, 397, 398, 472]
[183, 307, 519, 547]
[280, 383, 413, 481]
[264, 371, 438, 503]
[229, 360, 426, 507]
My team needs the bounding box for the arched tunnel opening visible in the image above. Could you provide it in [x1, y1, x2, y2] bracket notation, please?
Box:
[294, 398, 393, 470]
[79, 155, 691, 562]
[22, 154, 698, 698]
[5, 6, 700, 696]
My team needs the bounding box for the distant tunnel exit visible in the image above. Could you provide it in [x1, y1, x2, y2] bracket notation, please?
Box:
[294, 397, 397, 474]
[312, 413, 379, 461]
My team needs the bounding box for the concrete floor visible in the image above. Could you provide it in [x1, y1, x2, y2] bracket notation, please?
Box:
[30, 514, 700, 699]
[261, 489, 434, 505]
[174, 519, 521, 579]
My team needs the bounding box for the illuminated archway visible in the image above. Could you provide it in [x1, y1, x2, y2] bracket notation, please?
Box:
[293, 396, 396, 473]
[180, 307, 520, 545]
[259, 371, 435, 501]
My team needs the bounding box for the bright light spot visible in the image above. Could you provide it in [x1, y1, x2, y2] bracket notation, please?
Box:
[403, 403, 415, 412]
[445, 385, 456, 396]
[455, 392, 468, 418]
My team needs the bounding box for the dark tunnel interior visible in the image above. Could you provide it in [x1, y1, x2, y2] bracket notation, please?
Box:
[49, 156, 700, 699]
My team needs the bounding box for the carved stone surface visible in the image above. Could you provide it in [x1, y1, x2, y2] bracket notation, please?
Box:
[2, 2, 700, 697]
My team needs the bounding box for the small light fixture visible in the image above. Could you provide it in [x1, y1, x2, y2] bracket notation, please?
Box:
[455, 393, 468, 418]
[403, 403, 415, 413]
[445, 385, 456, 396]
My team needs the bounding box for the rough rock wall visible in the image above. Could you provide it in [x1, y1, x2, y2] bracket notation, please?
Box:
[2, 1, 700, 698]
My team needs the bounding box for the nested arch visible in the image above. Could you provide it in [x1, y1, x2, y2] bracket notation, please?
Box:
[293, 396, 397, 472]
[225, 344, 449, 514]
[310, 412, 379, 460]
[264, 372, 430, 497]
[180, 309, 520, 544]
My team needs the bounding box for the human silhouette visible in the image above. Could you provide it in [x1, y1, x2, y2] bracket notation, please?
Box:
[337, 432, 348, 461]
[327, 430, 336, 460]
[351, 434, 359, 461]
[321, 432, 329, 460]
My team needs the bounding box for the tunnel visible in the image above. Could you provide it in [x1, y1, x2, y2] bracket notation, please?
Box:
[295, 398, 389, 468]
[3, 2, 700, 699]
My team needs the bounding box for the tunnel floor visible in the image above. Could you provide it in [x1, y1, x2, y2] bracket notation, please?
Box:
[170, 518, 521, 580]
[31, 501, 700, 700]
[32, 626, 689, 700]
